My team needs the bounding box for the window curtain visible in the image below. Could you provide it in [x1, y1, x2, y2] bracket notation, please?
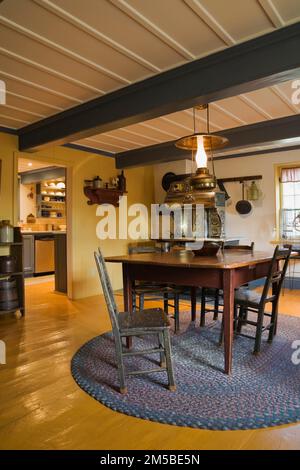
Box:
[281, 167, 300, 183]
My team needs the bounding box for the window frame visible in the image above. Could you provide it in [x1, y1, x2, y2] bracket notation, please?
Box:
[275, 162, 300, 241]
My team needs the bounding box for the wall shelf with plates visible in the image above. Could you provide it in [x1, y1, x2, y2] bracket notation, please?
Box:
[36, 180, 66, 218]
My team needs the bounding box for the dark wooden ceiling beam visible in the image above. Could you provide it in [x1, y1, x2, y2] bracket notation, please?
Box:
[115, 114, 300, 168]
[19, 22, 300, 151]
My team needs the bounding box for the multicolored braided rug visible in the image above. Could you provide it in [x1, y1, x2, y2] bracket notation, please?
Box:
[71, 312, 300, 430]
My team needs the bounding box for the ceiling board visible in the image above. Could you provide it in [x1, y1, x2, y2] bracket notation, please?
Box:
[0, 0, 299, 156]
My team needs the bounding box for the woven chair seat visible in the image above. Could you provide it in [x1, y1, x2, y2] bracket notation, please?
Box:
[119, 308, 170, 331]
[235, 287, 275, 308]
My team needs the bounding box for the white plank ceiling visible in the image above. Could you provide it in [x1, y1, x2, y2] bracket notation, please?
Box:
[0, 0, 300, 154]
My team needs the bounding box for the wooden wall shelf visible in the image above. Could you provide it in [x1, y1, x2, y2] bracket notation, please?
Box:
[84, 187, 126, 206]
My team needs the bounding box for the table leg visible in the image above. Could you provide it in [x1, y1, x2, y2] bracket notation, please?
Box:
[122, 263, 133, 349]
[191, 286, 197, 322]
[222, 269, 234, 374]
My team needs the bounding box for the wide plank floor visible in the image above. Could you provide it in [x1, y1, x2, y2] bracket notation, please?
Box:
[0, 281, 300, 450]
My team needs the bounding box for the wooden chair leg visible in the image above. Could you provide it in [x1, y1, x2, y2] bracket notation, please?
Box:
[191, 286, 197, 322]
[174, 292, 180, 333]
[254, 307, 264, 355]
[219, 316, 224, 346]
[139, 293, 144, 311]
[132, 292, 136, 311]
[237, 306, 246, 333]
[163, 293, 169, 314]
[158, 332, 166, 367]
[213, 289, 219, 321]
[233, 303, 238, 332]
[163, 329, 176, 391]
[200, 288, 206, 327]
[116, 337, 127, 394]
[268, 301, 278, 343]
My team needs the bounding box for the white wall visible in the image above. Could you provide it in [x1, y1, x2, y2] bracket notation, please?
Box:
[214, 149, 300, 251]
[19, 183, 36, 222]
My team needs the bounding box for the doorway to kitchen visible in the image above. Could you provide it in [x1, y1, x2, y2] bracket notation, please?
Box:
[17, 157, 68, 299]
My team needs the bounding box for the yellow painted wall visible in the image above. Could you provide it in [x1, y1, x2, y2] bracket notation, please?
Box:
[0, 132, 154, 299]
[0, 133, 17, 222]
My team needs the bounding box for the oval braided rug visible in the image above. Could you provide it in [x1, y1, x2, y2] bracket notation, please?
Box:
[71, 312, 300, 430]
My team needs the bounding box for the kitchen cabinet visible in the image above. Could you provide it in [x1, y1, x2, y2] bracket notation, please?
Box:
[23, 234, 35, 276]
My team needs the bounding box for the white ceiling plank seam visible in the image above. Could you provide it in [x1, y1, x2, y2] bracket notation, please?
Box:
[258, 0, 285, 28]
[159, 116, 193, 132]
[95, 133, 145, 147]
[116, 128, 163, 143]
[0, 113, 31, 124]
[183, 109, 222, 131]
[271, 85, 300, 113]
[0, 70, 83, 103]
[211, 103, 247, 125]
[82, 137, 131, 151]
[0, 47, 105, 95]
[109, 0, 195, 60]
[139, 122, 183, 139]
[0, 15, 131, 85]
[1, 103, 46, 119]
[239, 95, 273, 119]
[6, 91, 64, 111]
[34, 0, 161, 73]
[183, 0, 236, 46]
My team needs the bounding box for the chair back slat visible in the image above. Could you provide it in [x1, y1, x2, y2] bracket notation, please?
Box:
[260, 245, 291, 306]
[94, 249, 120, 333]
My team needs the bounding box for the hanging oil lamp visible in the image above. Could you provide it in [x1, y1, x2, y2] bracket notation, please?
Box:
[175, 104, 228, 190]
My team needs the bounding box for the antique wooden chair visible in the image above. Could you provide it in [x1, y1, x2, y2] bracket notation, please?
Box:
[219, 245, 291, 354]
[128, 243, 182, 332]
[94, 249, 176, 394]
[200, 243, 255, 326]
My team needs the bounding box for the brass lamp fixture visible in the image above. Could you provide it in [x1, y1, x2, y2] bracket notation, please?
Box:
[175, 104, 229, 190]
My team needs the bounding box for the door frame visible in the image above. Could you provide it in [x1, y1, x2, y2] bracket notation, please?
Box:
[14, 152, 73, 299]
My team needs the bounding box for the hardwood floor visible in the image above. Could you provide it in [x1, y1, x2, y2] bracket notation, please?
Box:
[0, 281, 300, 450]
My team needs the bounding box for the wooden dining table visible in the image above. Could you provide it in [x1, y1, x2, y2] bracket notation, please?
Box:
[105, 250, 275, 374]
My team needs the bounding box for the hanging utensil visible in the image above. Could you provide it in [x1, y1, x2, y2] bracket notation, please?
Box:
[235, 181, 252, 215]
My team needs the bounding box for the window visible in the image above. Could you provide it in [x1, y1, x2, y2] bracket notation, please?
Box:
[280, 167, 300, 239]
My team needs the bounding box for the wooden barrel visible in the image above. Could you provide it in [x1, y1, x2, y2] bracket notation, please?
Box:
[0, 278, 19, 311]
